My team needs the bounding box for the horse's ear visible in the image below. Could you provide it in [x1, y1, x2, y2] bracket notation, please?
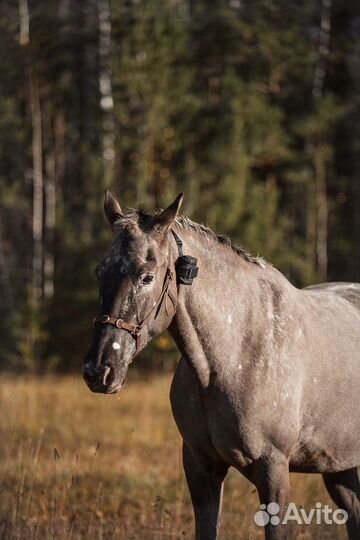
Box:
[154, 193, 183, 234]
[104, 190, 123, 228]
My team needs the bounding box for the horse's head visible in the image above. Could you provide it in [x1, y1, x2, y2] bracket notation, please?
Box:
[83, 191, 183, 394]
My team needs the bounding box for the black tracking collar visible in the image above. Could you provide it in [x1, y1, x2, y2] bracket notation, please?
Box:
[171, 230, 199, 285]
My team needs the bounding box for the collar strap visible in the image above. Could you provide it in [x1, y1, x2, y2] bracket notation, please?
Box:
[171, 230, 184, 257]
[171, 230, 199, 285]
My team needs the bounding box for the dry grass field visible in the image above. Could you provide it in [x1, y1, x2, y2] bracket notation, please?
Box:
[0, 374, 348, 540]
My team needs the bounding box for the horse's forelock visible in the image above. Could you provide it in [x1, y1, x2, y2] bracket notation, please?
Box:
[112, 208, 157, 234]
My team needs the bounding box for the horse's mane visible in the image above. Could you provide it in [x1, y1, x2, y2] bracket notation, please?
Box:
[174, 216, 266, 268]
[117, 209, 267, 268]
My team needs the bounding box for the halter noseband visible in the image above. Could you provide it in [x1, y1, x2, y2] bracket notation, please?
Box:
[93, 230, 198, 353]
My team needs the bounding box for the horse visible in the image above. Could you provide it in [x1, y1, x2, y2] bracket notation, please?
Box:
[83, 192, 360, 540]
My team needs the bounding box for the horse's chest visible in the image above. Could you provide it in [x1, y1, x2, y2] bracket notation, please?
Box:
[202, 391, 265, 467]
[204, 414, 259, 468]
[171, 364, 264, 468]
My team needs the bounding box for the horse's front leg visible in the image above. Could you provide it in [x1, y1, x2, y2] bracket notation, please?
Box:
[183, 442, 228, 540]
[254, 453, 290, 540]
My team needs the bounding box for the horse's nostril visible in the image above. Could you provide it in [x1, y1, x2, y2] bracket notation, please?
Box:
[83, 361, 115, 391]
[102, 364, 112, 386]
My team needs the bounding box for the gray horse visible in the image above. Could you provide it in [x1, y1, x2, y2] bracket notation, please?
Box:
[83, 192, 360, 540]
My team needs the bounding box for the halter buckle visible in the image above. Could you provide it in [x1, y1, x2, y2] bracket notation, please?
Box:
[131, 326, 141, 336]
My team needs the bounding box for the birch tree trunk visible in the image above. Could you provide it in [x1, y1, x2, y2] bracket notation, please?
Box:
[44, 149, 56, 300]
[311, 0, 332, 280]
[30, 67, 44, 301]
[97, 0, 115, 185]
[306, 177, 317, 280]
[19, 0, 44, 300]
[314, 143, 328, 279]
[18, 0, 29, 45]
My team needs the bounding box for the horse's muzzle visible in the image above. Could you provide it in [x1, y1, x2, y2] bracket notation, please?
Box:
[83, 361, 122, 394]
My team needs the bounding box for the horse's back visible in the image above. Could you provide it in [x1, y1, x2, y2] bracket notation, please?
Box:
[304, 281, 360, 311]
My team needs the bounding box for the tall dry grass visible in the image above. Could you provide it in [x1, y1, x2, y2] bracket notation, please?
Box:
[0, 374, 347, 540]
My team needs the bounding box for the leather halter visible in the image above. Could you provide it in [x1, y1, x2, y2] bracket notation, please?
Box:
[93, 231, 182, 353]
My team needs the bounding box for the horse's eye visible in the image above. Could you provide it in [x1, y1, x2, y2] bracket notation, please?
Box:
[141, 273, 154, 285]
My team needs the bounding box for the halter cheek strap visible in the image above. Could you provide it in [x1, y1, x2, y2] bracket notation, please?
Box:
[93, 267, 176, 353]
[93, 230, 198, 354]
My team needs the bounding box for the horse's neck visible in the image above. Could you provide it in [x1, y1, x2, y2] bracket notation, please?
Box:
[169, 228, 294, 387]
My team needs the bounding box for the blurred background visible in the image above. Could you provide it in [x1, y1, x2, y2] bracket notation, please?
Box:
[0, 2, 360, 539]
[0, 0, 360, 372]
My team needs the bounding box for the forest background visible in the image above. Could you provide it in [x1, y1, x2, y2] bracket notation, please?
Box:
[0, 0, 359, 372]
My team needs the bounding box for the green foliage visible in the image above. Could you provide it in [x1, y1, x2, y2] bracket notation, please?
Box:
[0, 0, 359, 371]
